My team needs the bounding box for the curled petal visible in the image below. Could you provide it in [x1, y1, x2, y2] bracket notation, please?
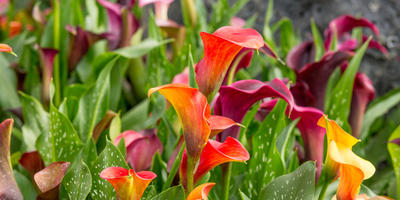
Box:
[208, 115, 241, 138]
[100, 167, 157, 200]
[290, 81, 317, 107]
[286, 41, 315, 72]
[196, 26, 264, 96]
[37, 46, 58, 106]
[148, 84, 210, 160]
[214, 79, 295, 141]
[34, 161, 70, 193]
[172, 68, 189, 85]
[19, 151, 45, 177]
[230, 17, 246, 28]
[297, 50, 353, 110]
[0, 119, 23, 200]
[0, 43, 13, 53]
[336, 164, 364, 200]
[187, 183, 215, 200]
[325, 15, 380, 50]
[180, 137, 249, 186]
[349, 73, 375, 138]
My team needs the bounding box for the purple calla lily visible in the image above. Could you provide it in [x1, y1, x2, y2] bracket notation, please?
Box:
[286, 41, 315, 71]
[97, 0, 139, 49]
[0, 119, 23, 200]
[114, 129, 163, 171]
[66, 25, 107, 72]
[390, 138, 400, 146]
[348, 72, 375, 138]
[37, 45, 58, 107]
[34, 161, 70, 199]
[214, 78, 295, 141]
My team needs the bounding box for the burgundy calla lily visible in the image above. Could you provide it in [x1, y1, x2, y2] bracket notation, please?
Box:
[114, 129, 163, 171]
[97, 0, 139, 49]
[348, 72, 375, 138]
[214, 78, 295, 141]
[195, 26, 264, 97]
[286, 41, 315, 71]
[390, 138, 400, 146]
[293, 50, 353, 110]
[34, 161, 70, 199]
[180, 137, 249, 187]
[66, 25, 106, 71]
[19, 151, 46, 178]
[0, 119, 23, 200]
[37, 45, 58, 107]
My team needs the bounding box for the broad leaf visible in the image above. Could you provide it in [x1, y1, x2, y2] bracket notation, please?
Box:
[63, 160, 92, 200]
[113, 39, 172, 59]
[151, 185, 185, 200]
[259, 161, 316, 200]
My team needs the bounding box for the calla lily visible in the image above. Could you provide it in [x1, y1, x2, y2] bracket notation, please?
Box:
[195, 26, 264, 96]
[349, 72, 375, 138]
[318, 116, 375, 200]
[114, 129, 163, 171]
[180, 137, 249, 187]
[286, 41, 315, 71]
[0, 119, 23, 200]
[34, 161, 70, 199]
[93, 110, 117, 141]
[97, 0, 139, 49]
[100, 167, 157, 200]
[293, 50, 353, 110]
[187, 183, 215, 200]
[230, 17, 246, 28]
[0, 0, 9, 15]
[0, 43, 13, 53]
[66, 25, 107, 71]
[37, 45, 58, 107]
[172, 67, 189, 85]
[19, 151, 45, 178]
[324, 15, 379, 50]
[214, 78, 295, 141]
[148, 84, 239, 161]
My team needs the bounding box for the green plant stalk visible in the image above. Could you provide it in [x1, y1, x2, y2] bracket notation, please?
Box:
[163, 142, 185, 190]
[226, 49, 251, 85]
[186, 156, 195, 194]
[222, 163, 232, 200]
[127, 58, 147, 100]
[317, 180, 329, 200]
[182, 0, 198, 27]
[53, 0, 61, 106]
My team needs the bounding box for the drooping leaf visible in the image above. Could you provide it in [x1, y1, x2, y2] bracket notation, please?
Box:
[151, 185, 185, 200]
[113, 39, 172, 59]
[259, 161, 316, 200]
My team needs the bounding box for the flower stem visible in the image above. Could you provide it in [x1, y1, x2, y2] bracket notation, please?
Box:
[318, 181, 329, 200]
[186, 156, 195, 194]
[222, 163, 232, 200]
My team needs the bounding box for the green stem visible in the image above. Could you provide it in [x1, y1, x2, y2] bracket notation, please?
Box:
[162, 142, 185, 190]
[222, 163, 232, 200]
[226, 50, 251, 85]
[186, 156, 195, 194]
[53, 0, 61, 106]
[317, 181, 329, 200]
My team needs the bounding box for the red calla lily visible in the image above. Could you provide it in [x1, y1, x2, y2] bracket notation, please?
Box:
[180, 137, 249, 187]
[187, 183, 215, 200]
[0, 119, 23, 200]
[19, 151, 45, 178]
[195, 26, 264, 96]
[114, 129, 163, 171]
[100, 167, 157, 200]
[34, 161, 70, 199]
[0, 43, 13, 53]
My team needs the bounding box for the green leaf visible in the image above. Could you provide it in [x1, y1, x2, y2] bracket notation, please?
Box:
[109, 113, 121, 142]
[279, 18, 298, 57]
[121, 100, 149, 131]
[311, 19, 325, 61]
[14, 170, 37, 200]
[327, 38, 371, 131]
[151, 185, 185, 200]
[361, 88, 400, 140]
[324, 67, 341, 112]
[388, 125, 400, 197]
[50, 104, 83, 162]
[113, 39, 172, 59]
[151, 153, 165, 193]
[63, 160, 92, 200]
[247, 100, 287, 198]
[0, 54, 20, 109]
[90, 140, 129, 199]
[74, 57, 117, 142]
[20, 93, 49, 151]
[188, 48, 198, 89]
[276, 118, 299, 164]
[259, 161, 316, 200]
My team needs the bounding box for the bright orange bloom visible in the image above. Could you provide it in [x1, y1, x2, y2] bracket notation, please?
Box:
[0, 43, 13, 53]
[148, 84, 240, 161]
[186, 183, 215, 200]
[318, 116, 375, 200]
[100, 167, 156, 200]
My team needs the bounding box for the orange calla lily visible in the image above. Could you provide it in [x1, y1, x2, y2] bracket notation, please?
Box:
[187, 183, 215, 200]
[148, 84, 240, 160]
[0, 43, 16, 56]
[100, 167, 157, 200]
[318, 116, 375, 200]
[196, 26, 264, 97]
